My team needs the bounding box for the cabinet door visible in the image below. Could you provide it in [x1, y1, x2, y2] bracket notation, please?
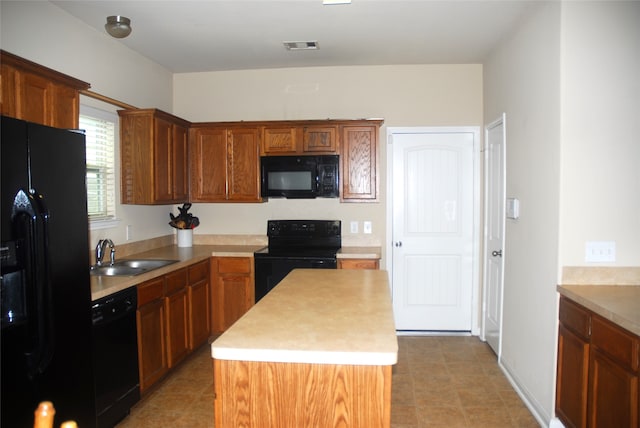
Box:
[165, 269, 189, 368]
[172, 123, 189, 201]
[188, 260, 211, 350]
[154, 117, 173, 202]
[341, 125, 379, 202]
[556, 324, 590, 428]
[211, 257, 254, 334]
[137, 299, 167, 393]
[589, 348, 639, 428]
[17, 71, 51, 126]
[228, 128, 261, 201]
[303, 126, 337, 153]
[263, 127, 298, 154]
[165, 287, 189, 368]
[189, 127, 228, 202]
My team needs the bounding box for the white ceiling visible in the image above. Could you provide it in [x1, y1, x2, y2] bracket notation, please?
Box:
[52, 0, 541, 73]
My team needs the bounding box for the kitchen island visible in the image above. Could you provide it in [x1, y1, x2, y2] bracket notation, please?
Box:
[211, 268, 397, 427]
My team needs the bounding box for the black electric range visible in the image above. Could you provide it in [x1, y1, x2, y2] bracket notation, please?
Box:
[254, 220, 341, 302]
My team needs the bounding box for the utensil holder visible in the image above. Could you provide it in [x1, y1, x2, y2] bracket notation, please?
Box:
[177, 229, 193, 247]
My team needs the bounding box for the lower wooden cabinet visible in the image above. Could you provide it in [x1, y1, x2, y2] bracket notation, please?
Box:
[136, 278, 167, 393]
[556, 296, 640, 428]
[211, 257, 254, 334]
[188, 260, 211, 349]
[338, 258, 379, 270]
[136, 260, 211, 393]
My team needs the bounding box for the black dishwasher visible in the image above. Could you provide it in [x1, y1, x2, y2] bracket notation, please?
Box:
[92, 287, 140, 428]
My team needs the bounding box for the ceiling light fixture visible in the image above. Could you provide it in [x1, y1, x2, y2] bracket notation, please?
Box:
[283, 41, 319, 51]
[105, 15, 132, 38]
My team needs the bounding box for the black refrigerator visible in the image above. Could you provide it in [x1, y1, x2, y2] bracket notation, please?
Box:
[1, 116, 97, 427]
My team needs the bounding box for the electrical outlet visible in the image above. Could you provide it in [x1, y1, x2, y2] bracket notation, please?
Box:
[585, 241, 616, 262]
[126, 225, 133, 241]
[363, 221, 372, 234]
[350, 221, 358, 234]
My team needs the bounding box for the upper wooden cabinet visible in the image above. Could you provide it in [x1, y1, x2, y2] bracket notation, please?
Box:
[119, 109, 190, 205]
[189, 124, 261, 202]
[262, 123, 338, 155]
[340, 123, 381, 202]
[0, 50, 90, 129]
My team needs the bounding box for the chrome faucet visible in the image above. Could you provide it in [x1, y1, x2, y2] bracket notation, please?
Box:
[95, 239, 116, 266]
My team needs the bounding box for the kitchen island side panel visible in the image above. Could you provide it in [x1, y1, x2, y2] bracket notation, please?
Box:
[214, 358, 392, 428]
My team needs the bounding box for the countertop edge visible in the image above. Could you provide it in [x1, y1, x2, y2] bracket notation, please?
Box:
[211, 347, 398, 366]
[557, 284, 640, 337]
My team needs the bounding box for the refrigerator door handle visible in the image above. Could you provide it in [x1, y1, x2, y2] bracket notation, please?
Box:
[11, 188, 55, 378]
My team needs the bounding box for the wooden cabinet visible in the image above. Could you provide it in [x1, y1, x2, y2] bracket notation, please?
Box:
[136, 277, 167, 393]
[136, 260, 211, 393]
[340, 124, 381, 202]
[119, 109, 190, 205]
[556, 296, 640, 428]
[1, 50, 90, 128]
[338, 258, 379, 270]
[188, 260, 211, 350]
[211, 257, 254, 334]
[262, 124, 338, 155]
[190, 125, 261, 202]
[164, 269, 189, 368]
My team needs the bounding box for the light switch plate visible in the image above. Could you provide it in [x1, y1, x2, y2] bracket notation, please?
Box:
[350, 221, 358, 234]
[363, 221, 372, 234]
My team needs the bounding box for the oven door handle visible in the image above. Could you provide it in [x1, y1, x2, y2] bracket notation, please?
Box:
[310, 260, 330, 268]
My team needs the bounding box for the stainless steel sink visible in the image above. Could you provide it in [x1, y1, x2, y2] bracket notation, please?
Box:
[90, 259, 179, 277]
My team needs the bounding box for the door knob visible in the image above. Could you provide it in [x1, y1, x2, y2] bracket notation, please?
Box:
[395, 241, 402, 247]
[492, 250, 502, 257]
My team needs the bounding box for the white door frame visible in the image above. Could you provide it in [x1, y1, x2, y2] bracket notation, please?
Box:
[386, 126, 481, 335]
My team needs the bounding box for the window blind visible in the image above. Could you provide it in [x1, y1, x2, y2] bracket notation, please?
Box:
[80, 113, 116, 220]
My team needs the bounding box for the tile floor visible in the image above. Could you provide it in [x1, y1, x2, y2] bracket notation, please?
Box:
[117, 336, 540, 428]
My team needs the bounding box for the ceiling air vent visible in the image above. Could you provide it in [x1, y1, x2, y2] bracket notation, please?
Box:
[283, 41, 319, 51]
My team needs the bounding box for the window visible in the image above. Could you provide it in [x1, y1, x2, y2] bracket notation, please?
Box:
[79, 106, 117, 227]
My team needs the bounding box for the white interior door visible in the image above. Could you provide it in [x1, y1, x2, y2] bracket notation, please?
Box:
[483, 115, 506, 355]
[390, 129, 478, 331]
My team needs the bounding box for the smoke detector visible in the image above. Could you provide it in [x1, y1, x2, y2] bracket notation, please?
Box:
[283, 41, 319, 51]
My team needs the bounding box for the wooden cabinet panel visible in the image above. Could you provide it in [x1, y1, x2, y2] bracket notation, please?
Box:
[556, 297, 640, 428]
[228, 128, 261, 201]
[211, 257, 254, 334]
[165, 287, 189, 368]
[189, 125, 260, 202]
[341, 125, 379, 202]
[1, 50, 89, 129]
[119, 109, 191, 205]
[137, 298, 167, 393]
[188, 260, 211, 350]
[263, 127, 298, 154]
[303, 125, 337, 153]
[556, 324, 590, 428]
[338, 259, 379, 270]
[589, 348, 639, 428]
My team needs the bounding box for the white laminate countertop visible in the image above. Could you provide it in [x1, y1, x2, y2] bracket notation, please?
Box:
[211, 269, 398, 366]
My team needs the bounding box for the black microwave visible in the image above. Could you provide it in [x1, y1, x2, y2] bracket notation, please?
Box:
[260, 155, 339, 199]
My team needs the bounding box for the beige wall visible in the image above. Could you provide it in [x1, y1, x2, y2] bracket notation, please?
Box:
[0, 1, 176, 249]
[560, 1, 640, 266]
[484, 2, 561, 424]
[173, 65, 483, 265]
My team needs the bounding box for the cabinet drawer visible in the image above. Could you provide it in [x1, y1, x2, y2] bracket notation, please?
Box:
[559, 297, 591, 341]
[217, 257, 251, 274]
[165, 268, 188, 294]
[188, 260, 209, 284]
[591, 315, 639, 372]
[339, 259, 379, 270]
[138, 277, 165, 307]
